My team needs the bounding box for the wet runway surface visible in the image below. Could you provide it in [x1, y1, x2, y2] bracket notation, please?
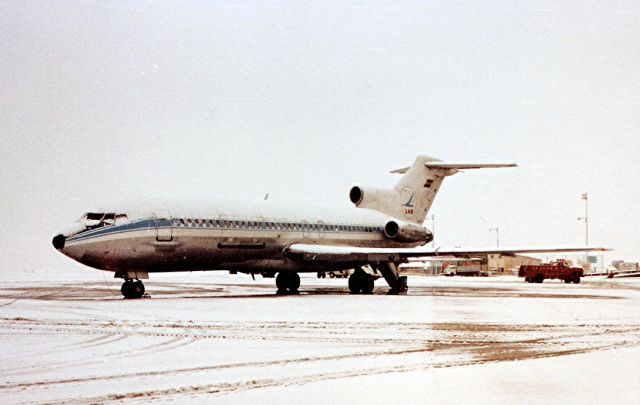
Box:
[1, 273, 639, 404]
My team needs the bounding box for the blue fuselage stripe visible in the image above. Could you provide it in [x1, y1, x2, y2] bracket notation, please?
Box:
[66, 217, 384, 244]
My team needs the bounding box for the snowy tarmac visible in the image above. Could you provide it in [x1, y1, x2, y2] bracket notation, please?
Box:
[1, 271, 639, 404]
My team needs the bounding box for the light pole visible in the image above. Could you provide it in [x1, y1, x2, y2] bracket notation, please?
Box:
[577, 192, 589, 269]
[429, 214, 435, 247]
[489, 227, 499, 247]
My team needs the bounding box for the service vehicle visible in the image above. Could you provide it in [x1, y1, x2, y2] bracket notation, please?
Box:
[519, 260, 583, 284]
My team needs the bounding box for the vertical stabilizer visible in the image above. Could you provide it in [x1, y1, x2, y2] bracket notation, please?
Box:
[349, 156, 516, 224]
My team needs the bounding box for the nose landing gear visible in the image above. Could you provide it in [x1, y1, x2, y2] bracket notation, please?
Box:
[121, 279, 145, 299]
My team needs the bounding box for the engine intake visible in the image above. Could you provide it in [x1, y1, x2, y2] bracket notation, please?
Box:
[349, 185, 387, 208]
[349, 186, 364, 205]
[384, 220, 432, 244]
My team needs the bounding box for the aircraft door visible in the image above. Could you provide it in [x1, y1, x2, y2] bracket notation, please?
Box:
[154, 214, 173, 242]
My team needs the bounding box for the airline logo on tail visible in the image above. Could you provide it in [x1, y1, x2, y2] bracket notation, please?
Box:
[403, 192, 415, 216]
[403, 193, 415, 207]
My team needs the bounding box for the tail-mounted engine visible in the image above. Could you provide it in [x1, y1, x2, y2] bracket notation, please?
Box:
[384, 220, 432, 244]
[349, 185, 382, 207]
[350, 185, 432, 244]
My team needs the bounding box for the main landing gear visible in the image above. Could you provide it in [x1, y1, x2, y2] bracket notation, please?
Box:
[121, 279, 145, 299]
[348, 267, 375, 294]
[276, 272, 300, 294]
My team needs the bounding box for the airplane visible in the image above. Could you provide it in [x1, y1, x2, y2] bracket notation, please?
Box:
[52, 155, 608, 298]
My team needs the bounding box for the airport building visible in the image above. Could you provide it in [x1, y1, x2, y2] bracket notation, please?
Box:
[399, 254, 542, 276]
[487, 254, 542, 274]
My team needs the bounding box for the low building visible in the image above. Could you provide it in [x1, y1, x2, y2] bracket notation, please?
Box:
[399, 254, 542, 276]
[487, 254, 542, 275]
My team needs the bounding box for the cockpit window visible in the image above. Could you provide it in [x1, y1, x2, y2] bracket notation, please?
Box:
[81, 212, 122, 229]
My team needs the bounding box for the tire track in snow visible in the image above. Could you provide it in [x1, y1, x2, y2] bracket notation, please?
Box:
[4, 323, 640, 397]
[41, 338, 640, 405]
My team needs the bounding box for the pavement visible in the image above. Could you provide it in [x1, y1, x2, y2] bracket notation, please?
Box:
[1, 271, 639, 404]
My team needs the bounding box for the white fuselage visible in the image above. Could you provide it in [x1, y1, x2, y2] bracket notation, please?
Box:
[56, 202, 431, 276]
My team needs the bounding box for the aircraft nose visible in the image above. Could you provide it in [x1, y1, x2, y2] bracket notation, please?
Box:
[52, 234, 66, 250]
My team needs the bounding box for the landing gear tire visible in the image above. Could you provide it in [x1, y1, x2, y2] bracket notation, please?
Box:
[348, 272, 375, 294]
[361, 277, 374, 294]
[276, 272, 300, 294]
[121, 280, 145, 299]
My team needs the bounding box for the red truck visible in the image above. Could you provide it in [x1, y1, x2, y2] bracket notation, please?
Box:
[519, 260, 584, 284]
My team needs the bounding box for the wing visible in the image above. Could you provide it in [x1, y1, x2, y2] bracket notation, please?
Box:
[284, 244, 610, 263]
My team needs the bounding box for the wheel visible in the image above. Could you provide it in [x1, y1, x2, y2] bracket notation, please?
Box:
[524, 277, 530, 283]
[276, 272, 287, 291]
[121, 281, 130, 297]
[534, 274, 544, 283]
[288, 272, 300, 291]
[121, 280, 144, 299]
[573, 274, 581, 284]
[276, 272, 300, 293]
[348, 273, 362, 294]
[564, 278, 571, 283]
[329, 272, 335, 278]
[317, 272, 321, 279]
[361, 277, 375, 294]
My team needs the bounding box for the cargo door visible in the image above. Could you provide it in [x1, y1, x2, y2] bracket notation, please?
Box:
[154, 213, 173, 242]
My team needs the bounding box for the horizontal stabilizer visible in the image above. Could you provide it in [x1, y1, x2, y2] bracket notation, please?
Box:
[391, 162, 516, 174]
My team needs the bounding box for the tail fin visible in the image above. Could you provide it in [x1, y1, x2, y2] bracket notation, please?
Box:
[349, 156, 516, 224]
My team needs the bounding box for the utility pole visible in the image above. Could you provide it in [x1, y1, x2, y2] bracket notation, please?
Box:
[489, 227, 499, 247]
[577, 192, 589, 270]
[429, 214, 435, 247]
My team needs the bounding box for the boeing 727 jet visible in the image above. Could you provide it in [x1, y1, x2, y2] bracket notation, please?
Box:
[52, 156, 607, 298]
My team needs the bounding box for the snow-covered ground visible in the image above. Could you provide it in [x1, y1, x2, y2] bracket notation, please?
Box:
[1, 271, 639, 404]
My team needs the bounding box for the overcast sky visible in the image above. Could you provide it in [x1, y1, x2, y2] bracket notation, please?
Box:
[1, 1, 638, 274]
